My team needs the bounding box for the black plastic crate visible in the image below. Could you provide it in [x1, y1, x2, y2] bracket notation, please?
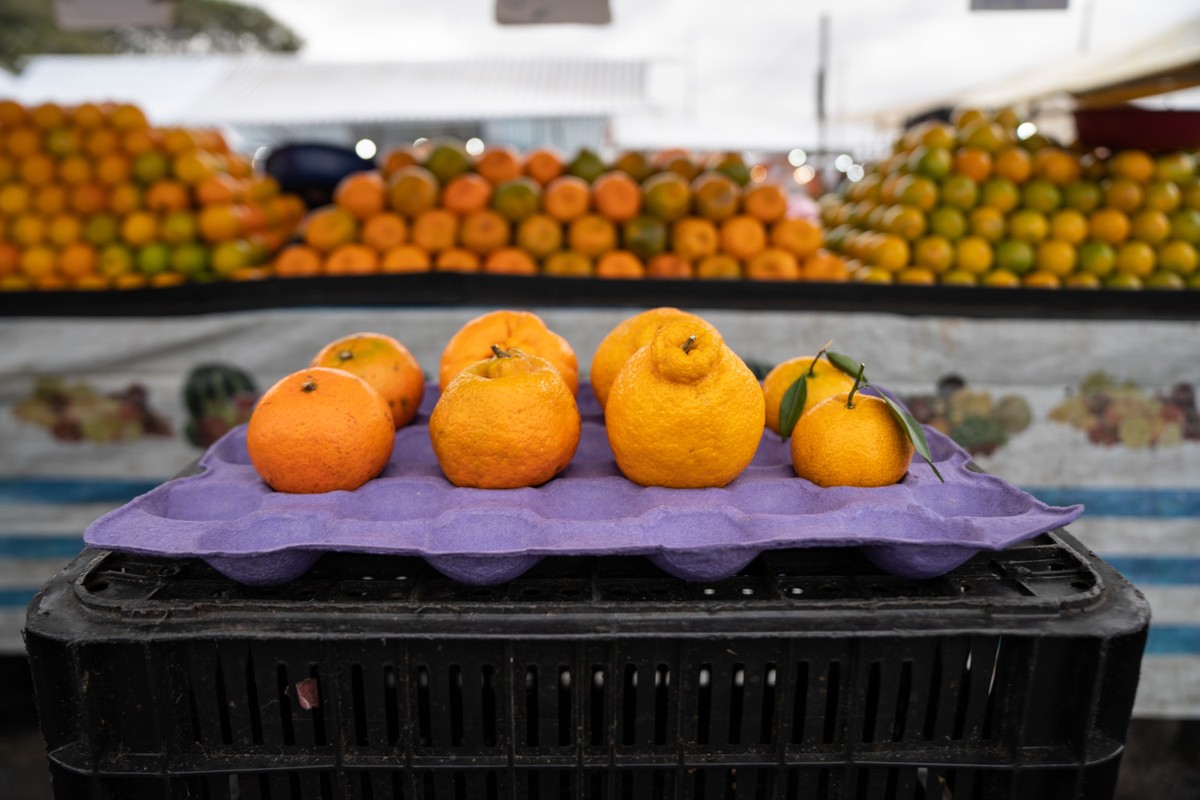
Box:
[24, 529, 1148, 800]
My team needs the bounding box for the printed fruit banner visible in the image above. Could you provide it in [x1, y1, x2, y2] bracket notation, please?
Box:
[0, 308, 1196, 717]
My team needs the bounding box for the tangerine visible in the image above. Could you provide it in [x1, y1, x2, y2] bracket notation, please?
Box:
[672, 217, 719, 260]
[459, 209, 511, 254]
[691, 171, 741, 220]
[542, 175, 591, 222]
[361, 212, 409, 252]
[567, 214, 617, 257]
[474, 145, 523, 185]
[483, 247, 538, 275]
[380, 244, 432, 273]
[645, 253, 693, 279]
[604, 319, 764, 488]
[770, 217, 823, 258]
[742, 183, 788, 223]
[439, 309, 578, 394]
[590, 307, 714, 409]
[311, 332, 425, 429]
[591, 171, 642, 223]
[247, 367, 395, 494]
[429, 347, 580, 489]
[720, 215, 767, 260]
[516, 214, 564, 258]
[388, 166, 440, 217]
[334, 171, 386, 219]
[441, 173, 493, 215]
[791, 389, 913, 488]
[324, 243, 380, 275]
[273, 244, 323, 277]
[595, 250, 645, 279]
[761, 353, 856, 436]
[411, 209, 459, 252]
[435, 247, 482, 272]
[524, 146, 565, 186]
[745, 245, 801, 282]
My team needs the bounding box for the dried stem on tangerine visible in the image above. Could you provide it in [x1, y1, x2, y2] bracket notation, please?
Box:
[845, 364, 866, 408]
[806, 339, 835, 376]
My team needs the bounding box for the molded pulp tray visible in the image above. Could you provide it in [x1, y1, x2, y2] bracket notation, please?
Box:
[84, 385, 1082, 586]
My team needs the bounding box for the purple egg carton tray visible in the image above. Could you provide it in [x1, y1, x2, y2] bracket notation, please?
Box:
[85, 385, 1082, 587]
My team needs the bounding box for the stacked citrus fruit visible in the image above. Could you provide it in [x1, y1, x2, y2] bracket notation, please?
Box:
[273, 141, 846, 281]
[820, 108, 1200, 290]
[0, 98, 307, 291]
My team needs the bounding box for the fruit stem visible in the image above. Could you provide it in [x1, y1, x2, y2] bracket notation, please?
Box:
[301, 380, 317, 394]
[806, 339, 834, 376]
[681, 335, 698, 354]
[337, 349, 354, 362]
[490, 345, 512, 358]
[845, 363, 866, 409]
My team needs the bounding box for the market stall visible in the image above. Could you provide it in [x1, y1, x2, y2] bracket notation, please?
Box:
[2, 283, 1197, 718]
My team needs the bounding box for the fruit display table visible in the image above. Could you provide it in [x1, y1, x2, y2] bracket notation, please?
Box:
[2, 282, 1197, 721]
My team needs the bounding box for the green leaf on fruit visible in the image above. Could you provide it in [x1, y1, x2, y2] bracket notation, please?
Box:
[877, 392, 945, 483]
[779, 375, 808, 440]
[826, 350, 861, 377]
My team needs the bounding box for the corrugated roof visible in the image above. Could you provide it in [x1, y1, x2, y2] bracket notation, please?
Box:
[9, 54, 238, 121]
[8, 54, 648, 126]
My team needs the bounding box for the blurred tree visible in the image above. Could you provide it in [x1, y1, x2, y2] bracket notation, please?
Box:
[0, 0, 303, 72]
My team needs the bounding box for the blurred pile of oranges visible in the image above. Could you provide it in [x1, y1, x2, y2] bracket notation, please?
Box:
[0, 98, 306, 291]
[820, 108, 1200, 290]
[274, 141, 846, 281]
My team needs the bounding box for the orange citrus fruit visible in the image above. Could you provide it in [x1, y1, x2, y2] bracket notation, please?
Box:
[591, 171, 642, 223]
[429, 347, 580, 489]
[441, 173, 492, 215]
[387, 165, 440, 217]
[604, 319, 764, 488]
[691, 171, 741, 221]
[742, 183, 788, 223]
[303, 206, 358, 252]
[324, 243, 380, 275]
[790, 390, 914, 487]
[334, 171, 386, 219]
[380, 244, 432, 273]
[720, 215, 767, 260]
[273, 244, 323, 277]
[459, 209, 511, 254]
[311, 332, 425, 429]
[542, 175, 591, 222]
[595, 250, 645, 279]
[761, 354, 856, 436]
[1089, 208, 1131, 245]
[646, 253, 694, 279]
[523, 146, 565, 186]
[439, 309, 578, 394]
[589, 307, 715, 409]
[483, 247, 538, 275]
[246, 367, 395, 494]
[435, 247, 481, 273]
[474, 145, 523, 186]
[361, 212, 408, 252]
[746, 247, 800, 280]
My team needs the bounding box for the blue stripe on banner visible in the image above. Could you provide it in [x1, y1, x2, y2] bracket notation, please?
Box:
[1104, 556, 1200, 587]
[1025, 487, 1200, 518]
[0, 536, 84, 559]
[0, 588, 38, 610]
[1144, 625, 1200, 657]
[0, 478, 163, 504]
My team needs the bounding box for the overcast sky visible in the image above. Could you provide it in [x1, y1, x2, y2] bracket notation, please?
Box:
[240, 0, 1199, 149]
